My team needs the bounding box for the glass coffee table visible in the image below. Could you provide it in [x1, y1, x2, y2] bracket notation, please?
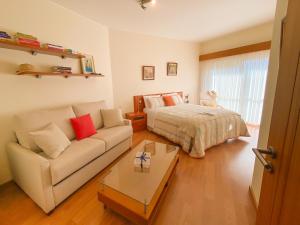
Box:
[98, 140, 179, 225]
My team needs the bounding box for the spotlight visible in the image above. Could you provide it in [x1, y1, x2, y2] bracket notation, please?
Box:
[138, 0, 156, 10]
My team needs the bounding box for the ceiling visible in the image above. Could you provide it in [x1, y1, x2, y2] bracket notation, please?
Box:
[51, 0, 277, 42]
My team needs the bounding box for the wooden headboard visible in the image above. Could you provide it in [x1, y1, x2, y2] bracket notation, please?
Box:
[133, 91, 183, 112]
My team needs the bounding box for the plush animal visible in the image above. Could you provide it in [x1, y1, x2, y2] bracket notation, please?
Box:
[199, 90, 218, 107]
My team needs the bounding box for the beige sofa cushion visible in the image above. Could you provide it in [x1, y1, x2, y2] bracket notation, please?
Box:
[101, 109, 124, 128]
[72, 101, 107, 129]
[91, 125, 133, 150]
[30, 123, 71, 159]
[15, 106, 76, 152]
[46, 106, 76, 140]
[42, 138, 105, 185]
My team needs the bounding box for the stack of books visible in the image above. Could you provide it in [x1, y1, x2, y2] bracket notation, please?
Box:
[43, 43, 64, 52]
[52, 66, 72, 74]
[64, 48, 73, 54]
[15, 32, 40, 47]
[0, 31, 12, 41]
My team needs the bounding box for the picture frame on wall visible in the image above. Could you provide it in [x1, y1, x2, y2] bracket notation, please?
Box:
[142, 66, 155, 80]
[81, 55, 95, 74]
[167, 62, 178, 76]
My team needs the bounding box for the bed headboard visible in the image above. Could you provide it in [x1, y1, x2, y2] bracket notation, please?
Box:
[133, 91, 183, 112]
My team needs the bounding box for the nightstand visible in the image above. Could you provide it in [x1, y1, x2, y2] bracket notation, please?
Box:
[125, 112, 147, 132]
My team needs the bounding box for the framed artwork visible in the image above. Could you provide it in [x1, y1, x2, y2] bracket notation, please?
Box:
[81, 55, 95, 74]
[142, 66, 155, 80]
[167, 62, 178, 76]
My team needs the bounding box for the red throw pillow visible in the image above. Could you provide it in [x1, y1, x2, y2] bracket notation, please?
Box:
[163, 95, 175, 106]
[70, 114, 97, 140]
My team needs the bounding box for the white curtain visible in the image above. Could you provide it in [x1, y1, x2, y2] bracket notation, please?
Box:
[200, 50, 270, 125]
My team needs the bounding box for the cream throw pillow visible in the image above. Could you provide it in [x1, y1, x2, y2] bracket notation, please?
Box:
[30, 123, 71, 159]
[148, 97, 165, 108]
[143, 95, 161, 108]
[101, 109, 124, 128]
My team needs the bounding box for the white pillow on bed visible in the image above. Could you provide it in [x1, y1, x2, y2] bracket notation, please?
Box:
[148, 97, 165, 108]
[163, 93, 184, 105]
[143, 95, 160, 108]
[143, 95, 164, 108]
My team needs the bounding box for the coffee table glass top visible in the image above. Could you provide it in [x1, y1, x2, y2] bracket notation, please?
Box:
[100, 140, 179, 205]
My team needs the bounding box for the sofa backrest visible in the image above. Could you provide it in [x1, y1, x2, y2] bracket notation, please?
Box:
[14, 101, 107, 152]
[15, 106, 76, 152]
[72, 100, 107, 130]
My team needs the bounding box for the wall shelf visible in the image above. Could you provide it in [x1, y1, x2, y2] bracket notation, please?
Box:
[16, 71, 104, 79]
[0, 39, 84, 59]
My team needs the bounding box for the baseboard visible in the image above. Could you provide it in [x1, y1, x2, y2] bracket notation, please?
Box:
[249, 185, 258, 210]
[0, 176, 13, 186]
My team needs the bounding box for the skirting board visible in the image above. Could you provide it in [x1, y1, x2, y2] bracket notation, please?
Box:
[249, 186, 258, 210]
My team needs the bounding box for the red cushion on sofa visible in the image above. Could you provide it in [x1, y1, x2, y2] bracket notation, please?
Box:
[163, 95, 175, 106]
[70, 114, 97, 140]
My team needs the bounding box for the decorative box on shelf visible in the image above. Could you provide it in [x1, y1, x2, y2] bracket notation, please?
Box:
[125, 112, 147, 132]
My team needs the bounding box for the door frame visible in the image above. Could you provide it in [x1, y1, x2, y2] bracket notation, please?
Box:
[256, 0, 300, 224]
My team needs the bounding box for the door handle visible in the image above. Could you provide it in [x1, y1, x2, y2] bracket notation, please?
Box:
[252, 147, 277, 173]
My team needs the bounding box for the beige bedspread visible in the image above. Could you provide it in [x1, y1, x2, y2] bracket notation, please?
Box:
[150, 104, 250, 158]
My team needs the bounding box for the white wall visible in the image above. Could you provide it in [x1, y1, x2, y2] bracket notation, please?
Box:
[109, 29, 200, 113]
[0, 0, 114, 184]
[250, 0, 289, 206]
[199, 22, 274, 54]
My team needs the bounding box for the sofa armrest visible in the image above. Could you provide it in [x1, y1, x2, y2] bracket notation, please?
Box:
[123, 119, 132, 126]
[6, 143, 55, 213]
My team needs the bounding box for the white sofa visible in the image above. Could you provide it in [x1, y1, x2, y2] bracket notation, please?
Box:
[6, 101, 133, 213]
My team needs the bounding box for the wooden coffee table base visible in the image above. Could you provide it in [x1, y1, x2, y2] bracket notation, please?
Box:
[98, 154, 179, 225]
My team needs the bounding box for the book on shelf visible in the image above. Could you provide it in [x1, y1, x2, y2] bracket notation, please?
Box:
[17, 38, 40, 47]
[0, 31, 12, 40]
[47, 47, 64, 52]
[0, 34, 11, 39]
[52, 66, 72, 73]
[52, 68, 72, 71]
[64, 49, 73, 54]
[47, 44, 63, 48]
[14, 32, 37, 41]
[18, 42, 40, 48]
[42, 43, 64, 52]
[52, 70, 72, 73]
[52, 66, 72, 69]
[53, 71, 72, 74]
[91, 72, 104, 76]
[0, 37, 14, 41]
[43, 43, 64, 49]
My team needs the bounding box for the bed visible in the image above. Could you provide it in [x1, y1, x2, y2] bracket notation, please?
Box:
[134, 92, 250, 158]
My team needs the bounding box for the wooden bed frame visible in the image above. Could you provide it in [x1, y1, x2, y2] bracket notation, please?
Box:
[133, 92, 183, 112]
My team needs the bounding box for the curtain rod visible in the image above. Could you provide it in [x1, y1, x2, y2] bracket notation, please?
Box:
[199, 41, 271, 61]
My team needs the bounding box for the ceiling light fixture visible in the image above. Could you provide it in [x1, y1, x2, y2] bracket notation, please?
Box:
[138, 0, 156, 10]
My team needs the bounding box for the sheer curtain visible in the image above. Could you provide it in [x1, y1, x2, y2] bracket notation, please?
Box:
[200, 50, 270, 125]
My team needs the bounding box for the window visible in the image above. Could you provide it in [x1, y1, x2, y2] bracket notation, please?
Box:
[200, 50, 270, 125]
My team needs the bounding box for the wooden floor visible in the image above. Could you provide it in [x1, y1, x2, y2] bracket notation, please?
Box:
[0, 128, 258, 225]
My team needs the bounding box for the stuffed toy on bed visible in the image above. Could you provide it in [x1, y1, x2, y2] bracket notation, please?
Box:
[199, 90, 218, 108]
